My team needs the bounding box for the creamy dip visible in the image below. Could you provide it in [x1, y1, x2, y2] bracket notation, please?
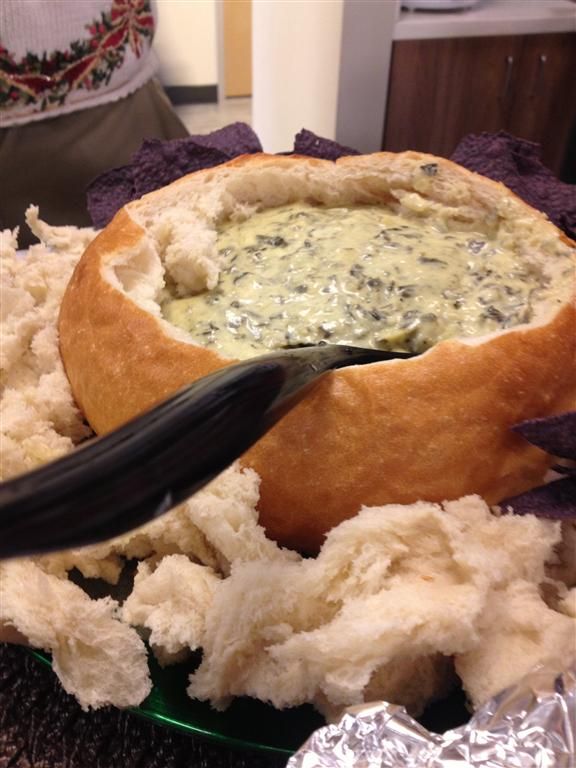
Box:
[162, 203, 571, 359]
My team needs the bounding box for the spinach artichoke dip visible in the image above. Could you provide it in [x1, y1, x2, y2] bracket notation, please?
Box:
[162, 203, 571, 359]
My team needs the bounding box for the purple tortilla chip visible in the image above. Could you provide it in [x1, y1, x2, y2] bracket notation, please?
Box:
[451, 131, 576, 240]
[186, 122, 262, 155]
[500, 477, 576, 520]
[131, 122, 264, 196]
[131, 139, 230, 197]
[86, 165, 137, 229]
[512, 412, 576, 462]
[293, 129, 359, 161]
[86, 122, 263, 228]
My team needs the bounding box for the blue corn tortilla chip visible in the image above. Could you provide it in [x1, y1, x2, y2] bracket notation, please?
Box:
[131, 121, 264, 197]
[293, 129, 359, 161]
[190, 121, 263, 155]
[502, 410, 576, 519]
[85, 166, 137, 229]
[451, 131, 576, 240]
[500, 477, 576, 520]
[86, 122, 262, 228]
[512, 412, 576, 462]
[131, 140, 230, 198]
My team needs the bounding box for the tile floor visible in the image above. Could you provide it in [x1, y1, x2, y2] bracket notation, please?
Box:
[174, 97, 252, 135]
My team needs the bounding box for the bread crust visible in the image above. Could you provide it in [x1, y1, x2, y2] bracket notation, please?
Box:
[58, 152, 576, 552]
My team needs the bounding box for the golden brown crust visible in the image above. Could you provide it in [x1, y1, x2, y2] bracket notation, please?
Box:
[58, 152, 576, 552]
[243, 304, 576, 550]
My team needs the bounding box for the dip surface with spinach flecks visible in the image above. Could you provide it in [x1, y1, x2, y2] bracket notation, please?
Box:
[161, 203, 573, 359]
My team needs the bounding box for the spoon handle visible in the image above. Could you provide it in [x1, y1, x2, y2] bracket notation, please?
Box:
[0, 345, 413, 558]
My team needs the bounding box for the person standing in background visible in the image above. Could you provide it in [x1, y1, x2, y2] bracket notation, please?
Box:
[0, 0, 188, 246]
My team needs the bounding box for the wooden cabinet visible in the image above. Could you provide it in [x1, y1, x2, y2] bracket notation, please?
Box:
[382, 33, 576, 176]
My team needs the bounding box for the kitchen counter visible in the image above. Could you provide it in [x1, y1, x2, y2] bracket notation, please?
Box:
[396, 0, 576, 40]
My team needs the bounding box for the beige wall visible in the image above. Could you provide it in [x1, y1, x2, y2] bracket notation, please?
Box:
[154, 0, 218, 86]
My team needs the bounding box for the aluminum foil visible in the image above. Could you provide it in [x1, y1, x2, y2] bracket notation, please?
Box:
[287, 665, 575, 767]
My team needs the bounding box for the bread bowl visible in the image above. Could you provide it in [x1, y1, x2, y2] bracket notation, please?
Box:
[58, 152, 576, 552]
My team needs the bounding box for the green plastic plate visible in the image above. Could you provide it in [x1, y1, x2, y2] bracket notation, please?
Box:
[30, 624, 470, 757]
[29, 648, 324, 756]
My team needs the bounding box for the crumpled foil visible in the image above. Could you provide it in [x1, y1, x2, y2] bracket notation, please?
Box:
[287, 665, 575, 767]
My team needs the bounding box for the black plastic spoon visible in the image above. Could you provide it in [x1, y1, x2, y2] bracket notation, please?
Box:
[0, 344, 414, 559]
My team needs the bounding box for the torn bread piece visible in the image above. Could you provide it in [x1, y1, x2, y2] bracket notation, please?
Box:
[122, 555, 221, 665]
[185, 496, 562, 717]
[0, 559, 151, 709]
[456, 580, 576, 709]
[0, 211, 95, 480]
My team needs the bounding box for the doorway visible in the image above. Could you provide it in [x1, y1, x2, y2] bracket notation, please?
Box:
[222, 0, 252, 97]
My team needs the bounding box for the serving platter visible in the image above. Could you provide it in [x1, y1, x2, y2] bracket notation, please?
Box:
[30, 647, 470, 755]
[30, 648, 323, 755]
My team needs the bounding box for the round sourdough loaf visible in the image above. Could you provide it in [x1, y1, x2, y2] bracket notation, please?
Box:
[58, 152, 576, 552]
